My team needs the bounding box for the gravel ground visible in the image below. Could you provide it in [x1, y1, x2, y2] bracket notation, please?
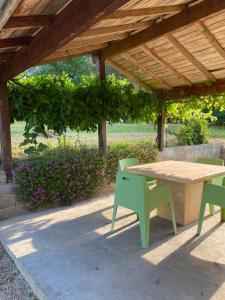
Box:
[0, 243, 37, 300]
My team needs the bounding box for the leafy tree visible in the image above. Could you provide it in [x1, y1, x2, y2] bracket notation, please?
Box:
[26, 55, 124, 83]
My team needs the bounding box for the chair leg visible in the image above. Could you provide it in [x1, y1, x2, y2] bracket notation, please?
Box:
[111, 205, 118, 232]
[197, 202, 206, 236]
[221, 208, 225, 223]
[168, 201, 177, 235]
[136, 213, 139, 222]
[209, 204, 215, 216]
[139, 212, 150, 248]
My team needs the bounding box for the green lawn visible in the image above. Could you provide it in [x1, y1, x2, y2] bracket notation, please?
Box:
[10, 122, 225, 156]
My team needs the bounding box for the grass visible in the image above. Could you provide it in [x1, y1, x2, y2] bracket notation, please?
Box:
[10, 121, 225, 156]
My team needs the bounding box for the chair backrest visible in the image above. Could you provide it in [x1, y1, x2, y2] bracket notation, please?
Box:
[202, 183, 225, 207]
[197, 157, 224, 166]
[197, 157, 224, 186]
[118, 158, 139, 171]
[115, 171, 148, 211]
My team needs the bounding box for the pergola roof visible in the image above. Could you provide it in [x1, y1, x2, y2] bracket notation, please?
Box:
[1, 0, 225, 99]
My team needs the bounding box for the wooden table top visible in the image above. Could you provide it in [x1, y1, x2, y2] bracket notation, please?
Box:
[125, 160, 225, 184]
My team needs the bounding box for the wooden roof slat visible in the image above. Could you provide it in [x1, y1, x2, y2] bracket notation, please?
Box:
[121, 53, 172, 89]
[0, 0, 130, 81]
[166, 33, 216, 82]
[0, 0, 22, 30]
[104, 5, 185, 19]
[107, 59, 153, 92]
[0, 37, 31, 48]
[102, 0, 225, 58]
[81, 21, 153, 37]
[197, 21, 225, 62]
[43, 43, 109, 64]
[4, 15, 54, 29]
[140, 45, 192, 86]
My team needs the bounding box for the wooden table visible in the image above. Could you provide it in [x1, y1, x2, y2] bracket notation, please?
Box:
[125, 160, 225, 225]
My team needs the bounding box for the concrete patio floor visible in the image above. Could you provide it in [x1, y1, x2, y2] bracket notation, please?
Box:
[0, 193, 225, 300]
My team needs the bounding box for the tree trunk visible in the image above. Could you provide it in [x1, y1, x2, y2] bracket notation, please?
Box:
[0, 81, 12, 179]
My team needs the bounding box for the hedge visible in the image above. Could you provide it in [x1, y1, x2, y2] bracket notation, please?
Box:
[15, 140, 158, 210]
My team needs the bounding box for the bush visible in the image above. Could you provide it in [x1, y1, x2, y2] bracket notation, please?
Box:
[15, 146, 105, 210]
[177, 118, 208, 145]
[15, 141, 158, 210]
[105, 140, 158, 183]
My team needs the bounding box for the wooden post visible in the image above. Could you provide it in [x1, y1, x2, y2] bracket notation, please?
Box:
[95, 51, 107, 154]
[157, 112, 165, 151]
[0, 81, 12, 179]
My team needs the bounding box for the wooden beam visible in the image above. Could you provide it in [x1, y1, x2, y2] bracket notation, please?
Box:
[0, 0, 130, 81]
[197, 21, 225, 61]
[104, 5, 185, 19]
[140, 45, 192, 86]
[81, 21, 153, 37]
[162, 79, 225, 100]
[4, 15, 54, 29]
[0, 81, 12, 179]
[102, 0, 225, 58]
[107, 59, 153, 92]
[121, 53, 172, 89]
[157, 112, 165, 151]
[0, 37, 31, 48]
[95, 52, 107, 154]
[166, 33, 216, 82]
[42, 43, 108, 64]
[0, 0, 22, 30]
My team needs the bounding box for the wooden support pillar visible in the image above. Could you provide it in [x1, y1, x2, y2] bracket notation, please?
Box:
[0, 81, 12, 179]
[95, 51, 107, 154]
[157, 112, 165, 151]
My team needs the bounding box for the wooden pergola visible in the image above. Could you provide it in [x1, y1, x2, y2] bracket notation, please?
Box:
[1, 0, 225, 179]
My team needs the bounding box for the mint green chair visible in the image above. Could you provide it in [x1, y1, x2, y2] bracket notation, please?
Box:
[111, 171, 177, 248]
[197, 183, 225, 235]
[197, 157, 224, 215]
[118, 158, 156, 186]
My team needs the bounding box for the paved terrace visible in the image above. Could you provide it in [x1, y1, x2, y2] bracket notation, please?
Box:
[0, 193, 225, 300]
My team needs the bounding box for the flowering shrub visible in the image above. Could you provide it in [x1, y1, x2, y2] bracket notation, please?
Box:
[15, 147, 105, 209]
[15, 141, 158, 210]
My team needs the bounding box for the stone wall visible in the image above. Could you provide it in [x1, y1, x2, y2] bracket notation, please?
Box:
[158, 143, 224, 162]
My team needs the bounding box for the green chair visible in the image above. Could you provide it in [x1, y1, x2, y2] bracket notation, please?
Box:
[197, 157, 224, 215]
[118, 158, 156, 186]
[197, 183, 225, 235]
[111, 171, 177, 248]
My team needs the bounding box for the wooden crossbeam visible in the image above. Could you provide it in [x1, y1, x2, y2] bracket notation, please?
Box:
[0, 0, 22, 30]
[102, 0, 225, 58]
[4, 15, 54, 29]
[107, 59, 153, 92]
[140, 45, 192, 86]
[166, 33, 216, 82]
[0, 37, 31, 48]
[81, 21, 153, 37]
[0, 0, 130, 81]
[42, 43, 108, 64]
[162, 79, 225, 99]
[122, 53, 172, 89]
[104, 5, 185, 19]
[197, 21, 225, 61]
[0, 52, 15, 60]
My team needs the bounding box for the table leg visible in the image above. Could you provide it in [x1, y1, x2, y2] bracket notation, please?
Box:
[221, 208, 225, 222]
[157, 180, 203, 225]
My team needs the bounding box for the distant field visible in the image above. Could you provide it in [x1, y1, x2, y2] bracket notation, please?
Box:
[10, 122, 225, 156]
